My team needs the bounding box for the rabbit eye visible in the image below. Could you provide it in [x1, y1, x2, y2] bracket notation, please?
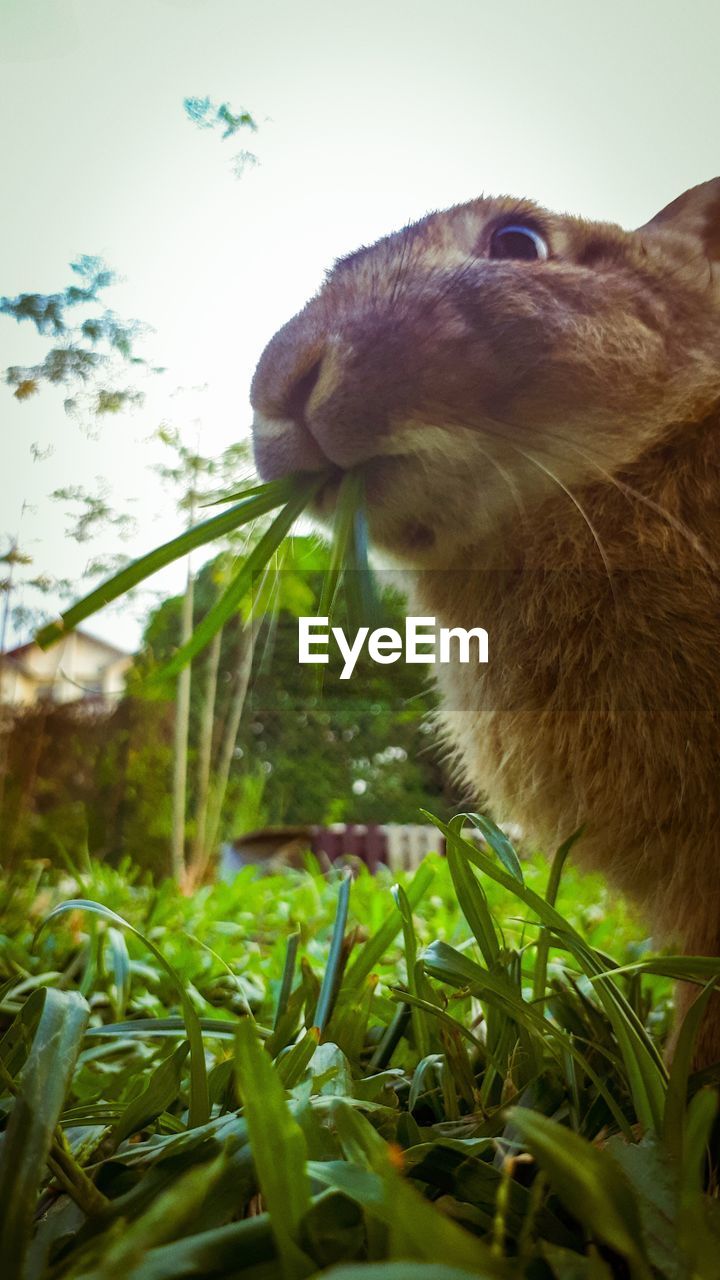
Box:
[489, 224, 549, 262]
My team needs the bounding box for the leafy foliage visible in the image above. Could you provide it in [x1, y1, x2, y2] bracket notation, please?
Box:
[1, 255, 153, 418]
[183, 95, 259, 177]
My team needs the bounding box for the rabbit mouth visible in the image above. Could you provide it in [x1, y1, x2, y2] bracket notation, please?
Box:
[253, 411, 459, 560]
[307, 455, 439, 558]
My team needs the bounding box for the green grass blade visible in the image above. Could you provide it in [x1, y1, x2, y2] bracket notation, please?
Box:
[425, 812, 667, 1133]
[314, 870, 352, 1032]
[532, 828, 582, 1003]
[348, 503, 379, 628]
[275, 931, 301, 1029]
[106, 925, 131, 1019]
[389, 988, 487, 1055]
[36, 900, 211, 1128]
[391, 883, 431, 1060]
[314, 1267, 492, 1280]
[318, 470, 364, 622]
[35, 478, 307, 649]
[589, 955, 720, 983]
[461, 811, 524, 884]
[344, 860, 435, 988]
[682, 1086, 718, 1196]
[234, 1018, 313, 1279]
[663, 980, 718, 1159]
[0, 985, 45, 1076]
[70, 1150, 231, 1279]
[205, 476, 297, 506]
[0, 988, 89, 1280]
[84, 1016, 243, 1039]
[112, 1212, 278, 1280]
[445, 837, 499, 967]
[331, 1101, 504, 1274]
[276, 1026, 321, 1089]
[152, 477, 323, 682]
[111, 1041, 190, 1150]
[326, 974, 379, 1061]
[507, 1108, 653, 1279]
[422, 939, 633, 1137]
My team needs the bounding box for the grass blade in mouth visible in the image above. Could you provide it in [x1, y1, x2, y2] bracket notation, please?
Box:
[36, 465, 378, 681]
[319, 469, 378, 632]
[152, 474, 324, 683]
[36, 474, 319, 650]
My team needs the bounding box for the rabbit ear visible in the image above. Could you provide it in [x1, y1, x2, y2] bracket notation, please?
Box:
[639, 178, 720, 258]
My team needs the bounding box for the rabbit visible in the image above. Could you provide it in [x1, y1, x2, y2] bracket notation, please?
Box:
[250, 178, 720, 1065]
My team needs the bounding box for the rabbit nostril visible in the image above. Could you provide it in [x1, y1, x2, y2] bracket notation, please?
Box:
[286, 356, 323, 426]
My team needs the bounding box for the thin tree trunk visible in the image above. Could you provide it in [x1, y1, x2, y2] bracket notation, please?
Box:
[201, 616, 258, 874]
[188, 625, 222, 878]
[170, 561, 194, 881]
[0, 539, 17, 821]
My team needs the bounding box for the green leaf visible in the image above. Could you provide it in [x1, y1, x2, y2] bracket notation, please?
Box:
[0, 985, 46, 1077]
[317, 470, 377, 632]
[100, 1211, 277, 1280]
[507, 1108, 653, 1279]
[84, 1016, 241, 1040]
[299, 1189, 365, 1269]
[682, 1087, 718, 1195]
[604, 1136, 685, 1280]
[111, 1040, 190, 1149]
[330, 1102, 504, 1275]
[344, 860, 435, 989]
[422, 939, 633, 1137]
[0, 988, 89, 1280]
[391, 883, 431, 1059]
[532, 828, 583, 1003]
[445, 838, 499, 967]
[36, 900, 210, 1128]
[277, 1027, 321, 1089]
[234, 1018, 313, 1278]
[106, 925, 131, 1019]
[66, 1150, 231, 1279]
[462, 812, 524, 884]
[315, 871, 352, 1032]
[276, 931, 301, 1028]
[663, 980, 718, 1159]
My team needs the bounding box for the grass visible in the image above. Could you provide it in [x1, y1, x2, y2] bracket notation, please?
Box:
[22, 472, 720, 1274]
[2, 818, 720, 1279]
[35, 471, 375, 678]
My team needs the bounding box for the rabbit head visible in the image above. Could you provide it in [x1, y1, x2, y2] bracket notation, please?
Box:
[251, 179, 720, 564]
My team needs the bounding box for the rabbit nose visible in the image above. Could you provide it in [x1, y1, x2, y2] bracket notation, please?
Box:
[250, 325, 332, 428]
[251, 315, 393, 473]
[284, 355, 324, 428]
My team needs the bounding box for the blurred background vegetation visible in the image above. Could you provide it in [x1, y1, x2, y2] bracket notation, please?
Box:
[0, 547, 456, 877]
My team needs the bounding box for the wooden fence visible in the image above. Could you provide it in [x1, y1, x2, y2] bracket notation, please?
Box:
[219, 822, 452, 877]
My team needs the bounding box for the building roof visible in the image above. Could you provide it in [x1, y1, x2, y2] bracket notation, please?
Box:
[5, 627, 131, 662]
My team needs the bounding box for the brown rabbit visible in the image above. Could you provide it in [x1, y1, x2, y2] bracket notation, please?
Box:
[250, 179, 720, 1063]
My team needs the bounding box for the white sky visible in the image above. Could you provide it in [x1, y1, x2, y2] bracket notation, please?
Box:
[2, 0, 719, 650]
